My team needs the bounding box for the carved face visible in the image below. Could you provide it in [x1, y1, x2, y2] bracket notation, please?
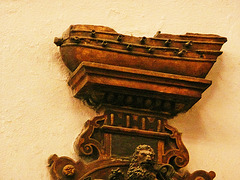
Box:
[128, 145, 156, 179]
[136, 149, 155, 168]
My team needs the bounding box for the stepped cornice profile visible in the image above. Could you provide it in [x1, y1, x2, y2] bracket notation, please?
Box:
[49, 24, 227, 180]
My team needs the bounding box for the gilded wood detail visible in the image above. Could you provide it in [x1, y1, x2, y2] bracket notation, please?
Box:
[74, 115, 106, 160]
[48, 24, 226, 180]
[72, 111, 189, 170]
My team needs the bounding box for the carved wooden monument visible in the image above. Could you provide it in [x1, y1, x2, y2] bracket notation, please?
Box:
[49, 25, 227, 180]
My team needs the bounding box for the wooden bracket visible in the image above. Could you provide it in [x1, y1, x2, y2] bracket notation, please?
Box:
[49, 25, 226, 180]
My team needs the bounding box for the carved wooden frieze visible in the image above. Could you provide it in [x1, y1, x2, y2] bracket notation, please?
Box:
[68, 61, 212, 118]
[49, 25, 226, 180]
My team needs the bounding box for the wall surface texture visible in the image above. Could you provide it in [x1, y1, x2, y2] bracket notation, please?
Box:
[1, 0, 240, 179]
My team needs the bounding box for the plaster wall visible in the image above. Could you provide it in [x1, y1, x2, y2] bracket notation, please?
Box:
[0, 0, 240, 179]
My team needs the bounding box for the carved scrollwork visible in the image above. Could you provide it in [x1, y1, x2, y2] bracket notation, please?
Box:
[185, 170, 216, 180]
[48, 24, 224, 180]
[162, 121, 189, 169]
[48, 146, 215, 180]
[74, 115, 106, 160]
[48, 154, 79, 179]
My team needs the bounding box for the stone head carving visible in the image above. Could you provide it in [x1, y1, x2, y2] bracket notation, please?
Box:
[127, 145, 175, 180]
[132, 145, 155, 169]
[127, 145, 157, 180]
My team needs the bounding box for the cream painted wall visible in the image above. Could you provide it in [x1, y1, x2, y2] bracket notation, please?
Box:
[0, 0, 239, 179]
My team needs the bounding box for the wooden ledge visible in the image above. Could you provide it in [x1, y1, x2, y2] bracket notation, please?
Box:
[68, 62, 211, 117]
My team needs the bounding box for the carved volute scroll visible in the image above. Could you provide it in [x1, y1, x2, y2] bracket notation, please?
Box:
[74, 115, 106, 160]
[49, 25, 226, 180]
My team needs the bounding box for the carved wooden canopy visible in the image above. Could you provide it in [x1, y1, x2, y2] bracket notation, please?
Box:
[49, 25, 226, 180]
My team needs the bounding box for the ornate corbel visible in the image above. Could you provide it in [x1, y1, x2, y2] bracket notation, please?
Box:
[49, 25, 226, 180]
